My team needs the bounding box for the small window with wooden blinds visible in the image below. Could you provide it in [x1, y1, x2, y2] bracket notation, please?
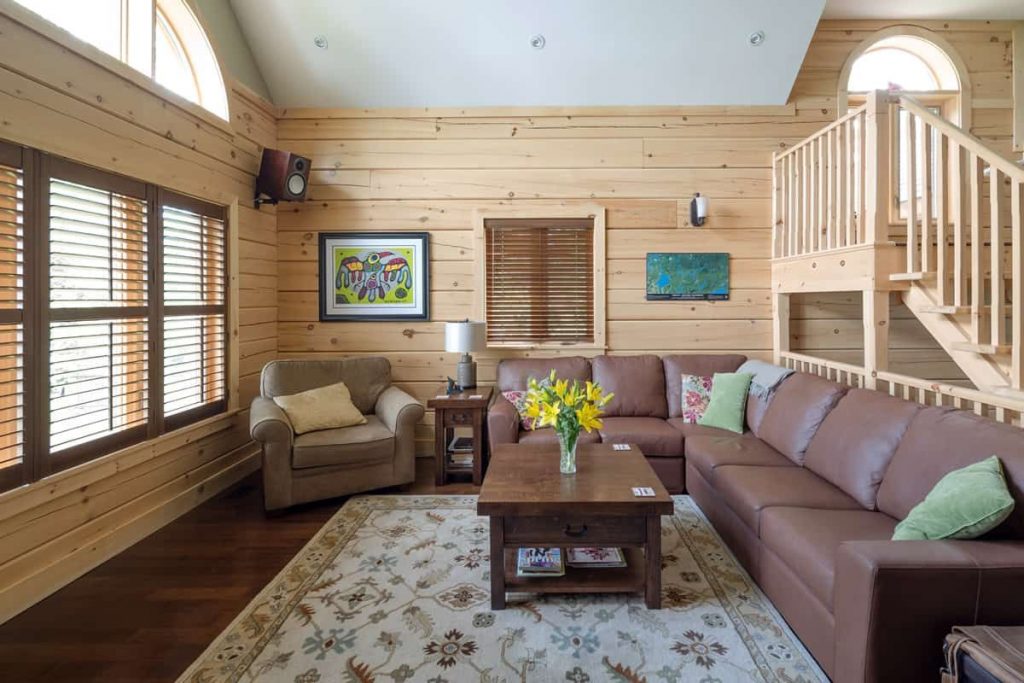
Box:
[161, 195, 226, 424]
[484, 217, 597, 346]
[47, 167, 149, 459]
[0, 148, 24, 489]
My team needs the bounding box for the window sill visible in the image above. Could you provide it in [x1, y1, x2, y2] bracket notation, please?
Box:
[485, 343, 608, 352]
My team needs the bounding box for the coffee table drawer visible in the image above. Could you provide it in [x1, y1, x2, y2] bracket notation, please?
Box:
[504, 516, 645, 545]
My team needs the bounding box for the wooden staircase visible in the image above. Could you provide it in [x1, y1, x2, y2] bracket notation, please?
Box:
[771, 90, 1024, 406]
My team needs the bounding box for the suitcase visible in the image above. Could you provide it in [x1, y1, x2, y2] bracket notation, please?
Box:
[943, 626, 1024, 683]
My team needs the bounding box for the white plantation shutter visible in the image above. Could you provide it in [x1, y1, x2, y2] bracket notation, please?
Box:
[484, 218, 595, 345]
[161, 196, 226, 424]
[0, 147, 24, 488]
[46, 164, 149, 463]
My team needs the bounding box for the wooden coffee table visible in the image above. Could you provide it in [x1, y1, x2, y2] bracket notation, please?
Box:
[477, 442, 673, 610]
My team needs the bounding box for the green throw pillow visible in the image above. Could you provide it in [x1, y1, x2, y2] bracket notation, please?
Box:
[697, 372, 753, 434]
[892, 455, 1016, 541]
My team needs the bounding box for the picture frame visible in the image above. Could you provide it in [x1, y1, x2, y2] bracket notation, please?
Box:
[645, 252, 730, 301]
[318, 232, 430, 321]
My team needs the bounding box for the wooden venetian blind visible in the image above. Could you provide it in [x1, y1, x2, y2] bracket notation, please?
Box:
[0, 155, 24, 481]
[484, 218, 595, 344]
[161, 198, 226, 420]
[48, 175, 149, 454]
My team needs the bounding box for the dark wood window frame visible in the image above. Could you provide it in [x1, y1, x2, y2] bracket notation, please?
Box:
[0, 138, 229, 492]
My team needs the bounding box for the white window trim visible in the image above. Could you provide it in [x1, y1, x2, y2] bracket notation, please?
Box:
[2, 0, 233, 131]
[472, 205, 607, 351]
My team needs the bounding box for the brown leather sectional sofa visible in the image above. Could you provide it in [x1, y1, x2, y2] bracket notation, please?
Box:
[488, 354, 1024, 682]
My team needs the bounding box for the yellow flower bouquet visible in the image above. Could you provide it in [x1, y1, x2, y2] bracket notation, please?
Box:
[522, 370, 614, 474]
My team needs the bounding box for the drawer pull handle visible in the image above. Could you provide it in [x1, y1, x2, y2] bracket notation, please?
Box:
[563, 524, 588, 538]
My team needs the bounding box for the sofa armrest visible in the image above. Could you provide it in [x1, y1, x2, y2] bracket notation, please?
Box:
[250, 396, 293, 446]
[834, 539, 1024, 683]
[375, 386, 425, 437]
[487, 395, 520, 454]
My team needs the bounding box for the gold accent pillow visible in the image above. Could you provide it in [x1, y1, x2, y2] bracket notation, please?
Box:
[273, 381, 367, 435]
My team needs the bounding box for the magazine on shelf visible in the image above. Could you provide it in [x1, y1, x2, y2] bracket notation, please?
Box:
[566, 547, 627, 568]
[448, 435, 474, 453]
[516, 547, 565, 577]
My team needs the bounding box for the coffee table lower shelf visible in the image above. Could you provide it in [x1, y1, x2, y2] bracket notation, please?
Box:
[503, 547, 646, 595]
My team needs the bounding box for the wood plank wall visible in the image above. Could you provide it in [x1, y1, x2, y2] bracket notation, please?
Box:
[277, 20, 1017, 449]
[789, 20, 1016, 382]
[0, 6, 277, 622]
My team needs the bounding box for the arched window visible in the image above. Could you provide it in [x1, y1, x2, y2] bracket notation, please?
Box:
[13, 0, 228, 120]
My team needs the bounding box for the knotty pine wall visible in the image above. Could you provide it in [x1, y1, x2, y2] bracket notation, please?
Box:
[788, 20, 1017, 384]
[0, 5, 277, 622]
[277, 19, 1018, 450]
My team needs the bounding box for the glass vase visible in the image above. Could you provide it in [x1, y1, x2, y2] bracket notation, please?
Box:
[558, 429, 579, 475]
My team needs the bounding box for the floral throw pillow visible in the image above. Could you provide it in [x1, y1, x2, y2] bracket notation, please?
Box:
[502, 376, 553, 431]
[681, 374, 714, 423]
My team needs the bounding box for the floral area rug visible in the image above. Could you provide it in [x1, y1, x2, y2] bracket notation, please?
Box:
[179, 496, 827, 683]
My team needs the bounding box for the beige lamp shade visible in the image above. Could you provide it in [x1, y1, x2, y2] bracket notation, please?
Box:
[445, 321, 487, 353]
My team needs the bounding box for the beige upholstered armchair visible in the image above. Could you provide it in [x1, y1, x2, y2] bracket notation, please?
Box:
[250, 357, 424, 511]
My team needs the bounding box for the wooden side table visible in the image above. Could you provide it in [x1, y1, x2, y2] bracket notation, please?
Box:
[427, 386, 492, 486]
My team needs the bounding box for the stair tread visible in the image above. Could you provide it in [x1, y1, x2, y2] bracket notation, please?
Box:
[951, 342, 1012, 355]
[890, 271, 936, 282]
[919, 305, 970, 315]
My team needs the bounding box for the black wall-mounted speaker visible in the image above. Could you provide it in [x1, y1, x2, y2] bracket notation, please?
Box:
[255, 148, 310, 206]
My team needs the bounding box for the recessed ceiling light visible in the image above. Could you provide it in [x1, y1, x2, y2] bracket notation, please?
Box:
[530, 34, 546, 49]
[314, 35, 328, 49]
[748, 30, 765, 46]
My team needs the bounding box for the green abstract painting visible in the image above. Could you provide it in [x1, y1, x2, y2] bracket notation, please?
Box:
[646, 252, 729, 301]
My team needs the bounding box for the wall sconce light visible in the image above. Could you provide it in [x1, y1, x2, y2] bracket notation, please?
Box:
[690, 193, 708, 227]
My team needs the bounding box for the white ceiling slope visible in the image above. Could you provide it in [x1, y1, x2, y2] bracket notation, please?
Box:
[825, 0, 1024, 20]
[230, 0, 825, 109]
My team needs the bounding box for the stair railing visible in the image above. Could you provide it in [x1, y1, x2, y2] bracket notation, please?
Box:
[894, 95, 1024, 389]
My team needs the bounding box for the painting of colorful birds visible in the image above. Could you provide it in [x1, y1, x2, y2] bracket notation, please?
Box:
[319, 232, 430, 321]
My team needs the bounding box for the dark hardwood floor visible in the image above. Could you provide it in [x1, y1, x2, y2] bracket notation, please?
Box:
[0, 459, 478, 683]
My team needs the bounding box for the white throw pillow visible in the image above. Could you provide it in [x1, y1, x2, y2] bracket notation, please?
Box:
[273, 381, 367, 435]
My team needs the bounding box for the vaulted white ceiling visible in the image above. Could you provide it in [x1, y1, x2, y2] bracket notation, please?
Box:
[824, 0, 1024, 20]
[230, 0, 826, 109]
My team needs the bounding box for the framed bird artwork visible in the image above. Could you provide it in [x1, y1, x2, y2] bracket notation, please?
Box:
[318, 232, 430, 321]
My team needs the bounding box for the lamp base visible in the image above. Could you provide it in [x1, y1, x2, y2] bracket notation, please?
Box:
[456, 353, 477, 390]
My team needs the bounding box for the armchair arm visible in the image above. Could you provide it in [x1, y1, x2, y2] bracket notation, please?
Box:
[487, 394, 520, 454]
[375, 386, 425, 435]
[834, 539, 1024, 683]
[250, 396, 293, 446]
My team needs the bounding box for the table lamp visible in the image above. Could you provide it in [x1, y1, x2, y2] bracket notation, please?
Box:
[445, 320, 486, 389]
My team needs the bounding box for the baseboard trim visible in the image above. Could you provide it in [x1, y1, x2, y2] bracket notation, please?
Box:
[0, 444, 260, 625]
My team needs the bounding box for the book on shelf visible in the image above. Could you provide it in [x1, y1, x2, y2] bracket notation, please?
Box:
[566, 547, 627, 568]
[448, 453, 474, 468]
[448, 435, 474, 453]
[516, 547, 565, 577]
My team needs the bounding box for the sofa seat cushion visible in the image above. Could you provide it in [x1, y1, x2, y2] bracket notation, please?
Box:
[518, 427, 601, 447]
[760, 507, 897, 609]
[684, 433, 795, 484]
[666, 418, 737, 440]
[292, 415, 394, 469]
[714, 465, 863, 534]
[599, 417, 684, 457]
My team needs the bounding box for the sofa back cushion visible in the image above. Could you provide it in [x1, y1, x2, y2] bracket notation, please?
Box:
[757, 373, 847, 464]
[592, 355, 668, 418]
[496, 356, 591, 392]
[804, 389, 921, 509]
[261, 357, 390, 414]
[663, 354, 747, 418]
[876, 407, 1024, 538]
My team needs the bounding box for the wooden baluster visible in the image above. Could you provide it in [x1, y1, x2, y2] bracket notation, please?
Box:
[990, 168, 1004, 348]
[970, 153, 984, 344]
[1012, 179, 1023, 389]
[858, 111, 867, 244]
[935, 131, 948, 305]
[920, 121, 932, 274]
[951, 141, 966, 308]
[788, 154, 797, 257]
[826, 129, 835, 249]
[906, 113, 918, 273]
[773, 157, 781, 258]
[844, 119, 854, 246]
[817, 137, 825, 251]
